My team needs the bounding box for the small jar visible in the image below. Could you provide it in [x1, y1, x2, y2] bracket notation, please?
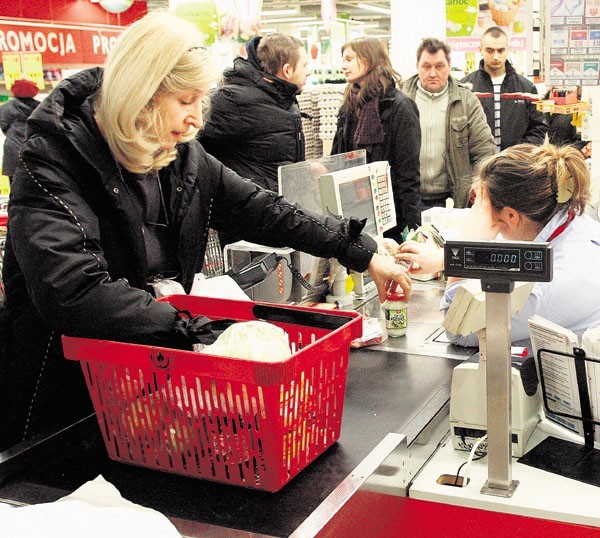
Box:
[384, 290, 407, 337]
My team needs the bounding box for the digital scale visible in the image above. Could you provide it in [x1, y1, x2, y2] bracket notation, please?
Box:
[445, 240, 553, 284]
[444, 240, 553, 497]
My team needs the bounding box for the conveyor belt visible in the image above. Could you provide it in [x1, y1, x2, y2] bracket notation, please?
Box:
[0, 349, 458, 537]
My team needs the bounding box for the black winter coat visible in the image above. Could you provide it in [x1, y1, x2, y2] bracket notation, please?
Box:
[461, 60, 547, 150]
[546, 112, 587, 150]
[1, 67, 375, 449]
[199, 37, 305, 192]
[0, 96, 39, 177]
[331, 86, 422, 237]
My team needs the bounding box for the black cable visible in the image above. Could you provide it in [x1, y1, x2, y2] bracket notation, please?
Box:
[454, 451, 488, 486]
[277, 256, 330, 294]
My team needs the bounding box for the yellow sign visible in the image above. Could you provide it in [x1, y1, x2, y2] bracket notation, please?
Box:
[172, 0, 218, 45]
[21, 53, 45, 90]
[2, 53, 22, 91]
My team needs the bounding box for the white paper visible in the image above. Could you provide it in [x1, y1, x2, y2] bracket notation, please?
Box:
[528, 315, 582, 434]
[190, 273, 250, 301]
[0, 475, 181, 538]
[583, 326, 600, 443]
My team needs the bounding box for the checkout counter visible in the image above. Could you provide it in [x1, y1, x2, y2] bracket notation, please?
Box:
[1, 277, 600, 536]
[0, 281, 474, 537]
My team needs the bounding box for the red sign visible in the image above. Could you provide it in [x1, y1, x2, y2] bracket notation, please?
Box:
[0, 18, 125, 66]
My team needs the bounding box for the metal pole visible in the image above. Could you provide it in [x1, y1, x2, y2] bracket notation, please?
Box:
[481, 289, 519, 497]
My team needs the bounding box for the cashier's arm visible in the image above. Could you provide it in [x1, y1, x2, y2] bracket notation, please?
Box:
[397, 182, 501, 280]
[367, 252, 412, 303]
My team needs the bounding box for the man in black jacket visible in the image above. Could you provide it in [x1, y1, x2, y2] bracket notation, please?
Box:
[199, 33, 309, 193]
[461, 26, 547, 151]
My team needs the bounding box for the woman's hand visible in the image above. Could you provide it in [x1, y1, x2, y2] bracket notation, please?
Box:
[397, 241, 444, 276]
[367, 252, 411, 303]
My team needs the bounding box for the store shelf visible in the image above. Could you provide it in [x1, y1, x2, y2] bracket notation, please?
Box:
[536, 101, 591, 114]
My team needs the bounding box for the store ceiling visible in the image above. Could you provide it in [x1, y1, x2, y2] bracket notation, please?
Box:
[146, 0, 391, 37]
[261, 1, 391, 36]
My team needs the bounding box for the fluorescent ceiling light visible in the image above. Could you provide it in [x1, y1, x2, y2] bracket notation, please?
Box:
[357, 3, 392, 15]
[262, 16, 317, 23]
[260, 9, 298, 16]
[358, 23, 381, 29]
[261, 28, 278, 33]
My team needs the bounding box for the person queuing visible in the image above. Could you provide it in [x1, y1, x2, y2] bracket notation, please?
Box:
[199, 33, 309, 193]
[0, 79, 40, 184]
[461, 26, 547, 151]
[403, 38, 496, 211]
[399, 140, 600, 346]
[1, 12, 411, 451]
[543, 86, 592, 158]
[331, 37, 422, 239]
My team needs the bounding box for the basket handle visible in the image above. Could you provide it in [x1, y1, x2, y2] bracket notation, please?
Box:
[252, 304, 355, 330]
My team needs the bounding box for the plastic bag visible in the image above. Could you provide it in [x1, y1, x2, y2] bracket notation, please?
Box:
[200, 320, 292, 362]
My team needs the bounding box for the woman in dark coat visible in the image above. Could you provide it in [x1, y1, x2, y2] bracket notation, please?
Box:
[1, 12, 411, 450]
[332, 37, 422, 239]
[0, 79, 40, 182]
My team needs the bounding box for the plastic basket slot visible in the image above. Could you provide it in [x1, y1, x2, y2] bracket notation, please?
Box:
[252, 303, 354, 330]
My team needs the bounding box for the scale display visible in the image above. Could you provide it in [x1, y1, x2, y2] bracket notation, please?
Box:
[445, 240, 553, 282]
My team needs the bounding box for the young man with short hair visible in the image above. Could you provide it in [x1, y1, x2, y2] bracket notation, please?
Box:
[461, 26, 547, 151]
[199, 33, 310, 193]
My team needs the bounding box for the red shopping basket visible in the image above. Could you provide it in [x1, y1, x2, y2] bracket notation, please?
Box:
[62, 295, 361, 492]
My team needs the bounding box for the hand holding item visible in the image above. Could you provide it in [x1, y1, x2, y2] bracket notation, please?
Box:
[367, 252, 411, 303]
[397, 241, 444, 276]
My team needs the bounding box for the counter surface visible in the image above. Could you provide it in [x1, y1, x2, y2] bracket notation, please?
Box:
[0, 349, 459, 537]
[0, 281, 474, 537]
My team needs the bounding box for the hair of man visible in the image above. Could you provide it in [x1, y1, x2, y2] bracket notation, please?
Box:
[256, 33, 305, 76]
[416, 37, 451, 65]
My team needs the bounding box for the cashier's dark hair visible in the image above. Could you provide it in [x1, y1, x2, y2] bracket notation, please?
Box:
[477, 139, 590, 223]
[340, 37, 402, 114]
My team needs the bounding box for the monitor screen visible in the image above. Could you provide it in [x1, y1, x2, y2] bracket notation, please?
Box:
[338, 176, 377, 237]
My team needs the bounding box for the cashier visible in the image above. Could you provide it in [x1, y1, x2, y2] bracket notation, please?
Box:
[0, 12, 411, 451]
[399, 140, 600, 346]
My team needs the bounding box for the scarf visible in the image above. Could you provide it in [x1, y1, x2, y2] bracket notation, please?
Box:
[352, 85, 385, 148]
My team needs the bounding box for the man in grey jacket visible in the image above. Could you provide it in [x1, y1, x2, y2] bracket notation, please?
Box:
[404, 38, 496, 209]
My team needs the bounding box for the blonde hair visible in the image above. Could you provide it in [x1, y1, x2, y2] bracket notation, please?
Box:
[477, 139, 590, 223]
[94, 11, 221, 173]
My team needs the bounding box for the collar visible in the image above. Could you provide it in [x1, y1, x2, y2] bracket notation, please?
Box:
[535, 208, 575, 242]
[479, 59, 515, 77]
[416, 80, 449, 99]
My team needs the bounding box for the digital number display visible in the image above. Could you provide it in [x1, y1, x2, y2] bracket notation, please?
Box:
[464, 248, 520, 270]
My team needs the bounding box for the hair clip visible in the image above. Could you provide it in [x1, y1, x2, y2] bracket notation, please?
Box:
[187, 44, 207, 52]
[556, 175, 574, 204]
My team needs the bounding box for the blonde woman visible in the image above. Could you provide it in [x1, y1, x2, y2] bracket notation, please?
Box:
[2, 12, 411, 449]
